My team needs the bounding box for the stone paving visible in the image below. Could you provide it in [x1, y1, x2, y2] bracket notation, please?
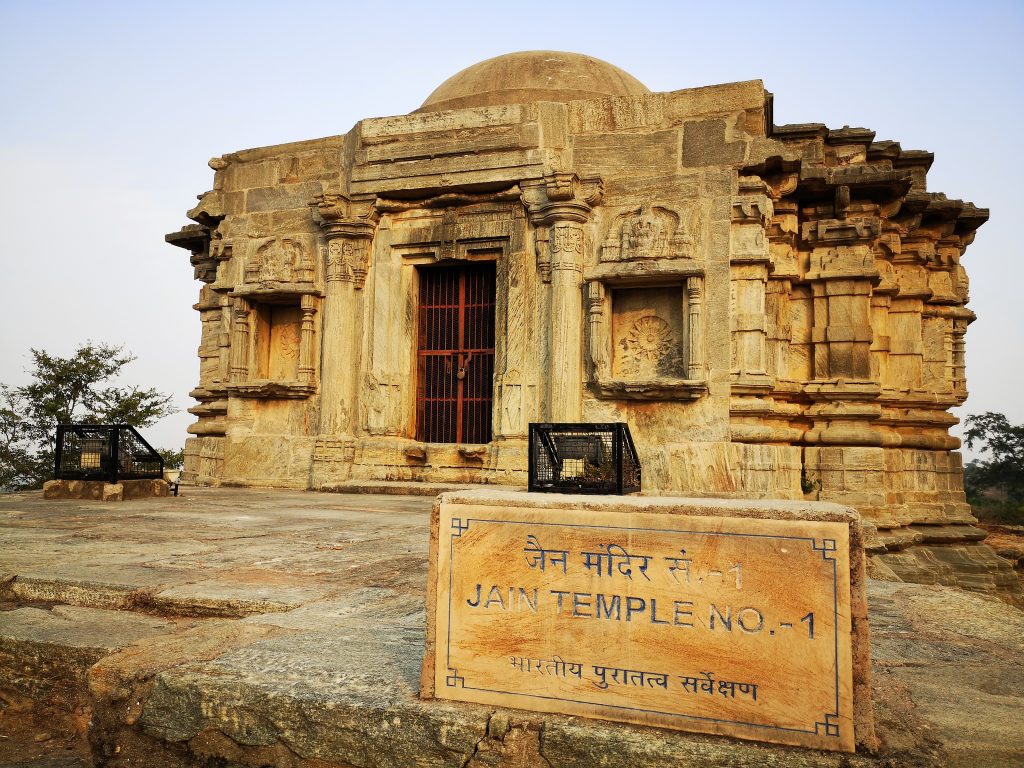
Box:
[1, 487, 1022, 767]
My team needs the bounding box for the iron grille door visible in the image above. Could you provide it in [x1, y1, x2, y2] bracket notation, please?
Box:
[416, 263, 496, 444]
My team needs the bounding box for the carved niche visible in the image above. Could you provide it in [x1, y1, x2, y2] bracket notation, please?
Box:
[586, 277, 707, 401]
[612, 288, 686, 379]
[601, 204, 695, 262]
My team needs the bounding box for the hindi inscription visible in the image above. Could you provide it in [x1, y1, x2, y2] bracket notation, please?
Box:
[427, 502, 856, 752]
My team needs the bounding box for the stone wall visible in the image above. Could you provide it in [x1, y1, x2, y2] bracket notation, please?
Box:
[167, 72, 1017, 601]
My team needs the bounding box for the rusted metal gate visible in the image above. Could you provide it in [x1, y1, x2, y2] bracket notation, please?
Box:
[416, 263, 496, 444]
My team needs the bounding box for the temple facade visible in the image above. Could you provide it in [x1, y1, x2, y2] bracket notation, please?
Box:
[167, 52, 1018, 597]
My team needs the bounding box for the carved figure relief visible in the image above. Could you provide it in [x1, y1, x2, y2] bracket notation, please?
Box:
[439, 208, 458, 260]
[327, 239, 368, 283]
[266, 306, 302, 380]
[551, 224, 583, 254]
[602, 204, 695, 262]
[730, 224, 767, 260]
[247, 238, 312, 287]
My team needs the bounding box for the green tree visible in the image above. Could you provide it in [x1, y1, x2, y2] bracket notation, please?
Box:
[0, 343, 176, 491]
[963, 411, 1024, 523]
[157, 447, 185, 470]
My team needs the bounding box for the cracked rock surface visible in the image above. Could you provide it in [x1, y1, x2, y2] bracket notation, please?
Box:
[1, 487, 1022, 767]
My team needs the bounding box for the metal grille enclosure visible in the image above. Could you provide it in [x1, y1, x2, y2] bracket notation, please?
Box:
[528, 423, 641, 495]
[54, 424, 164, 482]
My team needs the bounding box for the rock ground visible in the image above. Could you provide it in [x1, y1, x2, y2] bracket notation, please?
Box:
[0, 487, 1022, 767]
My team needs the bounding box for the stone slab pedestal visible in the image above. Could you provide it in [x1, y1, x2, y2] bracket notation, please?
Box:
[42, 479, 170, 502]
[423, 489, 875, 753]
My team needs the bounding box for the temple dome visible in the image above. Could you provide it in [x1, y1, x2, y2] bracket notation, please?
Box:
[416, 51, 650, 113]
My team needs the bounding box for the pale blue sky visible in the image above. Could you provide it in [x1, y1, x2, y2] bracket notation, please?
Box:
[1, 0, 1021, 455]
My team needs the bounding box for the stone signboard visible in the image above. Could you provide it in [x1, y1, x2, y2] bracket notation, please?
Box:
[423, 492, 871, 753]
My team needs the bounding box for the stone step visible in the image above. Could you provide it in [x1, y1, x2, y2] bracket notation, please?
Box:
[0, 605, 177, 709]
[318, 479, 496, 496]
[2, 573, 328, 619]
[84, 604, 881, 768]
[1, 597, 878, 768]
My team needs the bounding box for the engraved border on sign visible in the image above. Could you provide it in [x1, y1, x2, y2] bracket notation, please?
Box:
[444, 517, 844, 739]
[812, 538, 838, 560]
[815, 713, 840, 737]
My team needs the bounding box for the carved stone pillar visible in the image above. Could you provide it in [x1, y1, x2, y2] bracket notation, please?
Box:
[801, 217, 883, 446]
[866, 235, 896, 388]
[887, 243, 930, 392]
[229, 299, 251, 382]
[802, 219, 881, 383]
[585, 281, 608, 381]
[299, 294, 317, 385]
[951, 314, 969, 395]
[730, 180, 774, 389]
[312, 193, 379, 436]
[686, 277, 704, 380]
[522, 174, 602, 422]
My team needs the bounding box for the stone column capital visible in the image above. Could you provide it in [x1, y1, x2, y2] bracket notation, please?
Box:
[312, 193, 380, 288]
[521, 173, 603, 225]
[312, 193, 380, 241]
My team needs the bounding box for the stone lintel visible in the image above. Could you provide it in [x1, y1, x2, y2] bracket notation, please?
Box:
[590, 378, 708, 401]
[227, 381, 316, 399]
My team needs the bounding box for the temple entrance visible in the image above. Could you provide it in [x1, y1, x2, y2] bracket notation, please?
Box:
[416, 262, 496, 444]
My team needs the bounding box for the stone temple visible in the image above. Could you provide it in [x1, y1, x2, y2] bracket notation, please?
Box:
[167, 51, 1017, 596]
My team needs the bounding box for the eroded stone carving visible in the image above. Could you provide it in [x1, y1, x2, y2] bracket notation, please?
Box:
[246, 238, 313, 287]
[611, 287, 687, 381]
[602, 204, 695, 261]
[618, 316, 679, 377]
[551, 224, 583, 255]
[326, 238, 370, 284]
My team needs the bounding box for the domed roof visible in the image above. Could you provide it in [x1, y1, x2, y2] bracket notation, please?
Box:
[416, 51, 650, 113]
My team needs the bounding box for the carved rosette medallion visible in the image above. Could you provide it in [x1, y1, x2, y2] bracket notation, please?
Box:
[619, 316, 678, 377]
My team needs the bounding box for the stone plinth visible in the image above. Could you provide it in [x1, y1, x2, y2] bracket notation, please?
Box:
[42, 479, 170, 502]
[422, 489, 874, 753]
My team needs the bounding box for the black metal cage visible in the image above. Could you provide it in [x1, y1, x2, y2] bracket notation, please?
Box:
[528, 423, 641, 495]
[54, 424, 164, 483]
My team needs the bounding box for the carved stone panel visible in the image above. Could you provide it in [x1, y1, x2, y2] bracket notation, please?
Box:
[602, 205, 696, 262]
[255, 305, 303, 380]
[612, 287, 686, 379]
[245, 238, 314, 288]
